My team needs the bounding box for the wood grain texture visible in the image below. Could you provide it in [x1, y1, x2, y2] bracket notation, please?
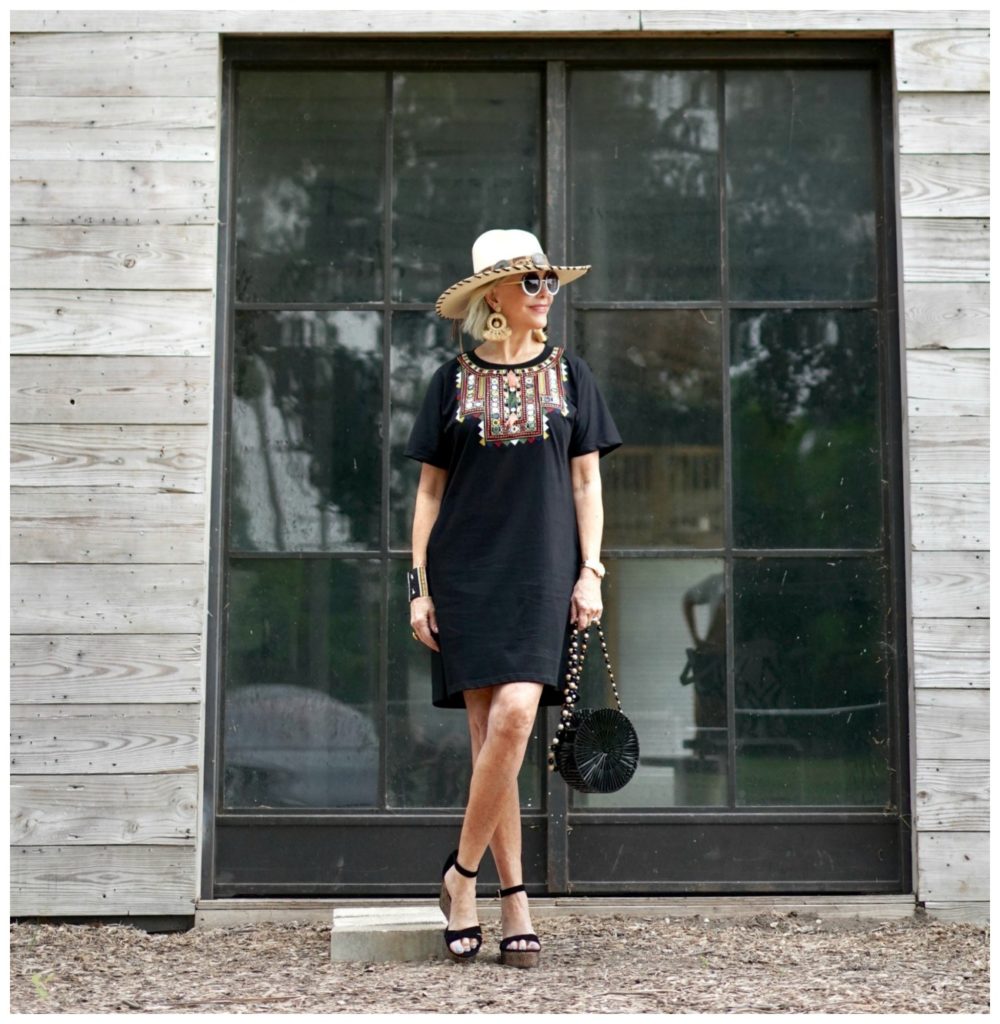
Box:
[905, 351, 988, 417]
[11, 564, 205, 633]
[897, 92, 989, 154]
[11, 159, 217, 221]
[10, 634, 203, 705]
[909, 483, 987, 550]
[11, 773, 198, 844]
[10, 32, 219, 97]
[898, 154, 988, 216]
[900, 218, 988, 282]
[11, 424, 208, 491]
[914, 760, 989, 831]
[894, 30, 990, 92]
[11, 290, 214, 356]
[913, 688, 989, 759]
[11, 225, 216, 290]
[11, 487, 207, 563]
[921, 900, 989, 923]
[10, 845, 197, 916]
[910, 618, 989, 689]
[10, 704, 201, 774]
[909, 551, 988, 618]
[915, 831, 989, 901]
[11, 355, 211, 424]
[901, 282, 989, 350]
[907, 417, 989, 483]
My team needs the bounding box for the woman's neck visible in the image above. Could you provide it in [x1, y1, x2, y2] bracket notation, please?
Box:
[476, 330, 544, 364]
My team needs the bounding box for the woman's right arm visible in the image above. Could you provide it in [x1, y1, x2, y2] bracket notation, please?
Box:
[410, 462, 448, 651]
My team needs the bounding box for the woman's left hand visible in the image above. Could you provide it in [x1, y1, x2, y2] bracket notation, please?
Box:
[570, 571, 603, 630]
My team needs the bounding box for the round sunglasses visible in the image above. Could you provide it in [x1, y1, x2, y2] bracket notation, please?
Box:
[495, 270, 561, 298]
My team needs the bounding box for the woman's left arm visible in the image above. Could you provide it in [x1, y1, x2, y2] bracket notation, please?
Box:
[569, 450, 604, 629]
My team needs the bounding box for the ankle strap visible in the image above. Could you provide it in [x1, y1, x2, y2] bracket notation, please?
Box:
[497, 883, 526, 898]
[453, 857, 479, 878]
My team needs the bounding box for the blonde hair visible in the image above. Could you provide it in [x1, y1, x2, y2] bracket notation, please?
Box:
[460, 283, 547, 345]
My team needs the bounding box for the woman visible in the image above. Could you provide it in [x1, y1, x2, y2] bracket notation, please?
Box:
[404, 229, 622, 967]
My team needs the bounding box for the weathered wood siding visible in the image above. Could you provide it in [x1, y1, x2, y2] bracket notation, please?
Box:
[9, 10, 989, 923]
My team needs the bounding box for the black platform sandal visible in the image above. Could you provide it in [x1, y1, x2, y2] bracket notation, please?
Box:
[497, 883, 541, 969]
[439, 849, 482, 962]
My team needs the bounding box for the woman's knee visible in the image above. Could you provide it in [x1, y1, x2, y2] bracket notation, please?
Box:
[487, 683, 542, 741]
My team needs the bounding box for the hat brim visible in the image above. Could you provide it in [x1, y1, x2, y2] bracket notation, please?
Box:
[435, 264, 591, 320]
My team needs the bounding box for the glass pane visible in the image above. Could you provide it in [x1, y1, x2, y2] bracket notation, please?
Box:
[222, 558, 381, 809]
[577, 310, 723, 549]
[733, 557, 890, 806]
[569, 70, 719, 301]
[234, 70, 385, 303]
[386, 564, 544, 808]
[730, 309, 882, 549]
[230, 310, 383, 553]
[726, 69, 877, 300]
[572, 557, 728, 809]
[393, 71, 542, 303]
[388, 311, 456, 550]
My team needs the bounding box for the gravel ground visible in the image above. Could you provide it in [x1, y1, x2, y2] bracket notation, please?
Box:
[10, 911, 988, 1014]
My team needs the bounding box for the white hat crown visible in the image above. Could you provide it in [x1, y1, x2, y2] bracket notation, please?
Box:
[471, 229, 546, 274]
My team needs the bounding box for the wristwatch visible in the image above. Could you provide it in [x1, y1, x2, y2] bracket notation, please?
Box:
[581, 559, 606, 580]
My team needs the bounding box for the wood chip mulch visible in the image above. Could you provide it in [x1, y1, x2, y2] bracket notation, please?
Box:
[10, 911, 989, 1014]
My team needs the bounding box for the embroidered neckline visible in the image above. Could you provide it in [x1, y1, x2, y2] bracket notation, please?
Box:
[460, 345, 559, 374]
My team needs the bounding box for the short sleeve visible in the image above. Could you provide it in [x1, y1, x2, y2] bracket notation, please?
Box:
[568, 353, 623, 459]
[404, 363, 453, 469]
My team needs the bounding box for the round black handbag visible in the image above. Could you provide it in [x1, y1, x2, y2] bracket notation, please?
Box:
[547, 622, 639, 794]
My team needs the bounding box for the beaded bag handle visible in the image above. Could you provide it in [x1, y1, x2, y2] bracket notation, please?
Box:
[547, 622, 623, 772]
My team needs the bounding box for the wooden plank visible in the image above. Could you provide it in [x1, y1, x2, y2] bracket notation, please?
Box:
[911, 618, 989, 689]
[11, 487, 207, 563]
[11, 845, 196, 916]
[10, 355, 210, 424]
[11, 100, 216, 164]
[907, 417, 989, 484]
[922, 901, 989, 923]
[11, 290, 214, 357]
[10, 633, 203, 704]
[894, 30, 990, 92]
[11, 225, 216, 290]
[914, 760, 989, 831]
[913, 688, 989, 759]
[12, 160, 216, 222]
[11, 424, 207, 491]
[897, 92, 989, 154]
[10, 704, 201, 774]
[11, 773, 197, 845]
[10, 10, 989, 32]
[916, 831, 989, 902]
[901, 283, 989, 350]
[909, 551, 988, 618]
[909, 482, 987, 550]
[906, 351, 988, 417]
[900, 218, 988, 282]
[11, 564, 206, 633]
[10, 33, 219, 98]
[898, 154, 988, 216]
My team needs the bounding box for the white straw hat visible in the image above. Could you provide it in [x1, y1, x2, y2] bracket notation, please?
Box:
[435, 229, 590, 320]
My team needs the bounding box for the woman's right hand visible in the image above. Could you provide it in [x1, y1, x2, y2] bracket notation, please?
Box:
[410, 595, 440, 651]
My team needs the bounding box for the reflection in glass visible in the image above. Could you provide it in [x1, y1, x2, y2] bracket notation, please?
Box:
[222, 558, 381, 808]
[730, 310, 881, 549]
[230, 310, 382, 553]
[388, 312, 457, 550]
[726, 69, 877, 300]
[234, 71, 385, 303]
[573, 558, 728, 808]
[570, 70, 719, 301]
[577, 311, 723, 549]
[733, 557, 890, 806]
[393, 71, 542, 303]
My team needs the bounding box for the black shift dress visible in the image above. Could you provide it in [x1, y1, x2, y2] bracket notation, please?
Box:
[404, 343, 622, 709]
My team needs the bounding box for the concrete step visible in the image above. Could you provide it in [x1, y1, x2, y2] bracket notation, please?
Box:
[330, 905, 447, 962]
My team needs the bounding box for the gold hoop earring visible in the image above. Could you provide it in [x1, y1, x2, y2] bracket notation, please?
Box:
[483, 308, 511, 342]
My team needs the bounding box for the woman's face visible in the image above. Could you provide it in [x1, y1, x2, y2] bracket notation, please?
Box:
[488, 274, 554, 336]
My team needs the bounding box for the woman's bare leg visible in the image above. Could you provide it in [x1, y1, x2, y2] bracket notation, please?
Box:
[441, 682, 542, 955]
